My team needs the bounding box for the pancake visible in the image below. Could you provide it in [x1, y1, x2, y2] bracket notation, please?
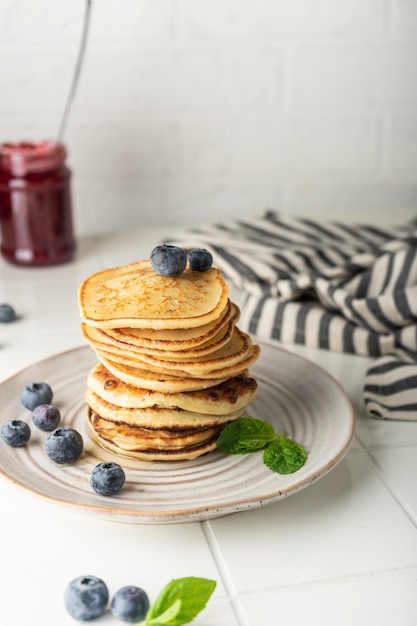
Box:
[83, 326, 253, 377]
[96, 344, 260, 389]
[105, 300, 238, 351]
[87, 363, 258, 414]
[79, 260, 229, 330]
[81, 306, 238, 359]
[85, 388, 246, 428]
[87, 409, 219, 461]
[88, 409, 222, 446]
[96, 354, 232, 392]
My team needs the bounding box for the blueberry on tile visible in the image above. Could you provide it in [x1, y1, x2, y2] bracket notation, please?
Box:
[45, 427, 83, 464]
[0, 304, 17, 323]
[111, 585, 150, 623]
[1, 420, 31, 447]
[90, 462, 126, 496]
[64, 575, 109, 621]
[150, 245, 186, 276]
[21, 382, 53, 411]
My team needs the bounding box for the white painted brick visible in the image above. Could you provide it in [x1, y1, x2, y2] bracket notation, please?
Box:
[183, 116, 379, 176]
[72, 180, 281, 235]
[0, 52, 74, 115]
[0, 0, 84, 44]
[81, 183, 164, 235]
[90, 0, 176, 42]
[396, 0, 417, 37]
[0, 0, 415, 237]
[159, 181, 282, 224]
[287, 116, 380, 173]
[0, 117, 58, 143]
[181, 0, 389, 40]
[293, 45, 417, 109]
[289, 182, 417, 224]
[77, 48, 283, 113]
[182, 118, 287, 176]
[67, 119, 182, 179]
[389, 115, 417, 173]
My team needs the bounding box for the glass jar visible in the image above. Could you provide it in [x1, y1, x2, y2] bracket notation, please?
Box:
[0, 141, 76, 266]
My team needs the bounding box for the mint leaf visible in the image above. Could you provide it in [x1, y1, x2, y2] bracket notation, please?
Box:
[216, 416, 307, 475]
[147, 599, 182, 625]
[216, 417, 275, 454]
[263, 436, 307, 474]
[145, 577, 216, 626]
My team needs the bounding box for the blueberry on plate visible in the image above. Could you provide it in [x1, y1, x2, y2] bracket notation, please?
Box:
[90, 461, 126, 496]
[0, 303, 17, 323]
[64, 575, 109, 621]
[188, 248, 213, 272]
[111, 585, 150, 623]
[32, 404, 61, 431]
[150, 245, 186, 276]
[45, 427, 83, 464]
[1, 420, 31, 447]
[21, 381, 53, 411]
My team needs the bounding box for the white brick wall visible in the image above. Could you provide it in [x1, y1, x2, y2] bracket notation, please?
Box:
[0, 0, 416, 236]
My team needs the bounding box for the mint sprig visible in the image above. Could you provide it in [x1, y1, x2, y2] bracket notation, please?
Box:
[216, 416, 307, 474]
[145, 577, 216, 626]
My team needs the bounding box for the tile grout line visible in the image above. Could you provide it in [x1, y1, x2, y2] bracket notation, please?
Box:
[354, 436, 417, 530]
[200, 519, 250, 626]
[238, 562, 417, 598]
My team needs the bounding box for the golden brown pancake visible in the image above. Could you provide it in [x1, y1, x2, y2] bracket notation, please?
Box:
[96, 344, 260, 389]
[95, 354, 232, 392]
[83, 326, 253, 377]
[105, 300, 238, 351]
[87, 409, 220, 461]
[85, 388, 245, 428]
[87, 363, 258, 414]
[79, 261, 229, 330]
[81, 307, 238, 359]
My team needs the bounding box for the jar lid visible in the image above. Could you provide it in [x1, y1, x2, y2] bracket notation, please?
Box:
[0, 141, 67, 175]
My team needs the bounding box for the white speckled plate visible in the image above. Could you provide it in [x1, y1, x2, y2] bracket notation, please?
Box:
[0, 342, 355, 524]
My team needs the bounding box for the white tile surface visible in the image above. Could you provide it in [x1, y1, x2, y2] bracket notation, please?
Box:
[240, 569, 417, 626]
[0, 482, 226, 626]
[1, 227, 417, 626]
[209, 452, 417, 591]
[370, 445, 417, 520]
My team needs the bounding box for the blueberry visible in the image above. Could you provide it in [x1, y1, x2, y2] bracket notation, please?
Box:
[0, 303, 17, 323]
[21, 381, 53, 411]
[45, 427, 83, 464]
[111, 586, 150, 623]
[64, 575, 109, 621]
[1, 420, 31, 447]
[32, 404, 61, 431]
[150, 245, 186, 276]
[188, 248, 213, 272]
[90, 462, 126, 496]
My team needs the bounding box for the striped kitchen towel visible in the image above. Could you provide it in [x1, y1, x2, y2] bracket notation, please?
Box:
[168, 210, 417, 421]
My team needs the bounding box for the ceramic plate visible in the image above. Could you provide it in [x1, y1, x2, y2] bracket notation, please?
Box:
[0, 342, 355, 523]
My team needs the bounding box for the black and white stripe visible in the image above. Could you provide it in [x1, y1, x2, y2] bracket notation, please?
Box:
[168, 210, 417, 421]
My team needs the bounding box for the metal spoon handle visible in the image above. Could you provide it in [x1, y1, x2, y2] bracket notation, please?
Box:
[57, 0, 93, 142]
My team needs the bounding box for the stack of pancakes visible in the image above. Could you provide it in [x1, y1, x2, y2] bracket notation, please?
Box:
[78, 259, 260, 461]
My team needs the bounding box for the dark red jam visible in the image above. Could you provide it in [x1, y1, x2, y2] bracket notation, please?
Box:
[0, 141, 76, 266]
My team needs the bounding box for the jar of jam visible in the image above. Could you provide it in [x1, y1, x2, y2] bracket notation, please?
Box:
[0, 141, 76, 266]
